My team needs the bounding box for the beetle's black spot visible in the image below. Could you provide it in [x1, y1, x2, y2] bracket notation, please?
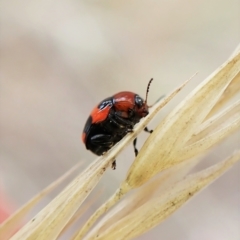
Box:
[98, 97, 113, 110]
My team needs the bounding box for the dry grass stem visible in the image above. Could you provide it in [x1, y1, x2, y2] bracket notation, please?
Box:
[10, 158, 109, 240]
[0, 162, 82, 240]
[178, 114, 240, 161]
[192, 99, 240, 143]
[59, 190, 103, 238]
[89, 151, 240, 240]
[207, 72, 240, 118]
[86, 158, 202, 238]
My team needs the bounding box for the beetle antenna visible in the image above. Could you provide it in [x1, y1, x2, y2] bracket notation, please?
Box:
[145, 78, 153, 105]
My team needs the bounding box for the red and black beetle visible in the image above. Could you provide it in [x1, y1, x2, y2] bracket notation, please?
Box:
[82, 79, 153, 169]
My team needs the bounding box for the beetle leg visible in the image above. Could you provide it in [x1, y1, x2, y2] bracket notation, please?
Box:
[133, 138, 138, 156]
[133, 127, 153, 156]
[144, 127, 153, 133]
[112, 160, 116, 170]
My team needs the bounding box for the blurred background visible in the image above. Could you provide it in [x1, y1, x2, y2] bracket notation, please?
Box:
[0, 0, 240, 239]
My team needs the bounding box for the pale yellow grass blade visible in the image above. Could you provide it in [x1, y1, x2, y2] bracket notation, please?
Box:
[125, 50, 240, 189]
[87, 157, 201, 238]
[191, 99, 240, 143]
[59, 189, 103, 238]
[0, 162, 82, 240]
[207, 72, 240, 118]
[178, 113, 240, 161]
[10, 155, 110, 240]
[71, 76, 192, 240]
[91, 151, 240, 240]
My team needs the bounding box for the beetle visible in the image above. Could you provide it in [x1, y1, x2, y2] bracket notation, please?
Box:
[82, 79, 153, 169]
